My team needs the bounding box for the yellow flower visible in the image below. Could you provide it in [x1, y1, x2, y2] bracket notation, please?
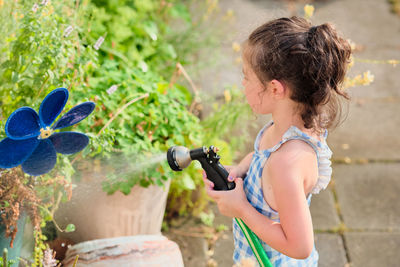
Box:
[235, 56, 242, 65]
[341, 144, 350, 150]
[344, 70, 374, 89]
[0, 0, 4, 7]
[39, 127, 53, 139]
[232, 42, 241, 52]
[362, 71, 374, 85]
[223, 8, 234, 20]
[344, 157, 352, 164]
[347, 39, 357, 51]
[304, 4, 315, 19]
[387, 59, 399, 67]
[348, 56, 354, 69]
[224, 90, 232, 103]
[48, 5, 54, 15]
[206, 0, 218, 15]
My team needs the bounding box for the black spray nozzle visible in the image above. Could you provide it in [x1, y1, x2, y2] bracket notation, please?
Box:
[167, 145, 235, 191]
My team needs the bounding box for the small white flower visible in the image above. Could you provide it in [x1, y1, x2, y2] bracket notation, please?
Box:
[94, 36, 105, 50]
[42, 248, 57, 267]
[63, 25, 74, 38]
[107, 85, 118, 95]
[139, 61, 148, 73]
[41, 0, 50, 6]
[32, 3, 39, 12]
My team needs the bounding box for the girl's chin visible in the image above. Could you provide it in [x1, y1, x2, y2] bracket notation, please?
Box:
[250, 105, 261, 113]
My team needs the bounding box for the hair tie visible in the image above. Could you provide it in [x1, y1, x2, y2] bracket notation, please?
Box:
[309, 26, 318, 36]
[306, 26, 318, 50]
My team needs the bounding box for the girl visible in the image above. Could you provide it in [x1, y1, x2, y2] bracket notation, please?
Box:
[204, 16, 351, 266]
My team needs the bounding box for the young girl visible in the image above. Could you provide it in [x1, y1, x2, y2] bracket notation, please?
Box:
[203, 16, 351, 266]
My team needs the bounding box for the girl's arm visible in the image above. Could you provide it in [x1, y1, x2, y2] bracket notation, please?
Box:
[240, 141, 316, 259]
[207, 141, 317, 259]
[225, 151, 254, 179]
[205, 152, 254, 190]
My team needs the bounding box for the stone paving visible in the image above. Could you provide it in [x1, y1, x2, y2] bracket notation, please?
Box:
[164, 0, 400, 266]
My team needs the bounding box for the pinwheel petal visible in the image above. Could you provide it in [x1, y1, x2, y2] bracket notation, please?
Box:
[49, 132, 89, 155]
[39, 88, 69, 127]
[0, 137, 39, 168]
[5, 107, 41, 140]
[53, 102, 95, 130]
[21, 139, 57, 176]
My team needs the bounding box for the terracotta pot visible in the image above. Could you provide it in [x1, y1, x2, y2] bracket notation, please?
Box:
[62, 235, 184, 267]
[55, 176, 171, 243]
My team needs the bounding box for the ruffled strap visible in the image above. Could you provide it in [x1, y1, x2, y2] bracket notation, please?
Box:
[281, 126, 333, 194]
[254, 121, 274, 152]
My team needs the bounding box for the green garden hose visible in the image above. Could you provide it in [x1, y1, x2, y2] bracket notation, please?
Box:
[235, 218, 273, 267]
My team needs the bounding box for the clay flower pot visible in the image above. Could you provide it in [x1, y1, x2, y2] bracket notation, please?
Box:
[56, 176, 171, 243]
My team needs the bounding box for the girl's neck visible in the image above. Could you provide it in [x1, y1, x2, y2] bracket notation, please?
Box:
[271, 104, 306, 137]
[272, 103, 314, 140]
[270, 105, 323, 141]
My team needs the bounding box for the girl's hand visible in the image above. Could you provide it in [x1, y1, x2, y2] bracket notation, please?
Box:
[203, 165, 247, 192]
[202, 170, 215, 190]
[224, 165, 248, 182]
[206, 177, 248, 218]
[201, 164, 246, 190]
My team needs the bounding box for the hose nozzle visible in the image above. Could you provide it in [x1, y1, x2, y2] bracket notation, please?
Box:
[167, 145, 235, 191]
[167, 146, 208, 171]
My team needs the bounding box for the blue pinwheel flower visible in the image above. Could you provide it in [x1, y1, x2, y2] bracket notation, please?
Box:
[0, 88, 95, 176]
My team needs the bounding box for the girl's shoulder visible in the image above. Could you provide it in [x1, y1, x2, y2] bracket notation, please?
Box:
[267, 139, 318, 174]
[264, 139, 319, 197]
[262, 123, 332, 195]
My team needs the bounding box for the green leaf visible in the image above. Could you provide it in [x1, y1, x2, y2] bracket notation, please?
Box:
[11, 72, 19, 83]
[119, 182, 132, 195]
[134, 0, 155, 12]
[162, 44, 177, 59]
[181, 173, 195, 190]
[199, 212, 214, 227]
[143, 21, 158, 41]
[65, 224, 76, 233]
[169, 3, 191, 23]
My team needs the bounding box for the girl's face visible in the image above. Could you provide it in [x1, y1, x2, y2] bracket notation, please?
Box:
[242, 58, 274, 114]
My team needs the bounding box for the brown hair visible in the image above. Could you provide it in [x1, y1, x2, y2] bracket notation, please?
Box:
[244, 16, 351, 130]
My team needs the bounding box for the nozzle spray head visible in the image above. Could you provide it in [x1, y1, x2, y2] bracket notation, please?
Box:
[167, 146, 209, 171]
[166, 146, 191, 171]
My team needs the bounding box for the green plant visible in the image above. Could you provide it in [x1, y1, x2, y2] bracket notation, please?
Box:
[0, 2, 252, 264]
[388, 0, 400, 15]
[0, 249, 16, 267]
[0, 0, 99, 264]
[71, 0, 255, 224]
[82, 63, 205, 193]
[71, 0, 224, 195]
[0, 1, 97, 118]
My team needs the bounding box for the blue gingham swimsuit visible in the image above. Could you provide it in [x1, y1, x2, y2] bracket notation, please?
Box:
[232, 121, 333, 266]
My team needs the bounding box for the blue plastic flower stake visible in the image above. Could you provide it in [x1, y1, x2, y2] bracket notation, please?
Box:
[0, 88, 95, 176]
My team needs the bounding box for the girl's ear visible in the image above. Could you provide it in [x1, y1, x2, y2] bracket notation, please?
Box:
[268, 79, 287, 99]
